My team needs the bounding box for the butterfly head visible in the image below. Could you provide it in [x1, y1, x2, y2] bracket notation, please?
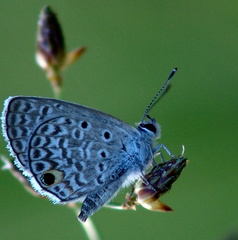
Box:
[137, 116, 161, 139]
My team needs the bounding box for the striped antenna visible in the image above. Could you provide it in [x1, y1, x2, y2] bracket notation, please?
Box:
[141, 67, 178, 122]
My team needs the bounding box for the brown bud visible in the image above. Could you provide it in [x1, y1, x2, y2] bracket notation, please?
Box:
[36, 6, 65, 71]
[35, 6, 86, 97]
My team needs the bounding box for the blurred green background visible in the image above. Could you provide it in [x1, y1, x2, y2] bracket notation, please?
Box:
[0, 1, 237, 240]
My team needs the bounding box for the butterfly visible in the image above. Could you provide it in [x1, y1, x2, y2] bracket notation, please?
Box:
[1, 68, 177, 222]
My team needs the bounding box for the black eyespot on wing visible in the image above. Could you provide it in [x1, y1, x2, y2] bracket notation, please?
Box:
[100, 151, 106, 158]
[40, 173, 55, 186]
[81, 121, 88, 129]
[39, 170, 63, 187]
[104, 131, 110, 139]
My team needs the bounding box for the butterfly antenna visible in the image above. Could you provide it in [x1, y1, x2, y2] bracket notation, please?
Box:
[141, 67, 178, 123]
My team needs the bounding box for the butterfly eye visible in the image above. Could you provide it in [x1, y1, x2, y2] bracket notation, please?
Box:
[139, 123, 157, 134]
[39, 169, 63, 186]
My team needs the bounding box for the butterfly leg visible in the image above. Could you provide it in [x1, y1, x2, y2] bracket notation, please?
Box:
[153, 144, 175, 158]
[78, 178, 124, 222]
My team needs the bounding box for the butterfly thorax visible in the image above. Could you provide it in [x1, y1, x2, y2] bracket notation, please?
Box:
[135, 119, 161, 169]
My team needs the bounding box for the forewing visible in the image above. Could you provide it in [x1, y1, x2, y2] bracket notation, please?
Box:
[2, 96, 139, 203]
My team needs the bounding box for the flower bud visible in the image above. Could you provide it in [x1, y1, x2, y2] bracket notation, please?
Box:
[36, 6, 86, 97]
[36, 6, 65, 89]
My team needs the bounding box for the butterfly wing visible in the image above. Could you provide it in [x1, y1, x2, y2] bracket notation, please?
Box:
[2, 96, 141, 203]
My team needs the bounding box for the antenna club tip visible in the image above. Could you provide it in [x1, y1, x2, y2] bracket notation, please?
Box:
[173, 67, 178, 71]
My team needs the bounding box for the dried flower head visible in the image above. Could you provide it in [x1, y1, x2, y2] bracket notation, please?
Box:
[123, 156, 188, 212]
